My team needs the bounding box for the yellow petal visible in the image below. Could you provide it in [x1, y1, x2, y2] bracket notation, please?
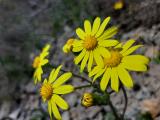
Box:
[84, 20, 91, 34]
[122, 45, 143, 56]
[53, 72, 72, 88]
[52, 95, 69, 110]
[111, 67, 119, 92]
[72, 46, 83, 52]
[96, 17, 111, 37]
[51, 101, 62, 120]
[91, 17, 101, 35]
[72, 40, 83, 47]
[93, 68, 105, 82]
[74, 49, 86, 64]
[88, 51, 94, 72]
[49, 65, 62, 83]
[98, 26, 118, 40]
[40, 52, 49, 59]
[120, 39, 135, 53]
[89, 66, 101, 77]
[122, 55, 149, 65]
[117, 65, 133, 88]
[41, 59, 49, 65]
[48, 100, 53, 120]
[98, 40, 119, 47]
[42, 44, 51, 52]
[53, 85, 74, 94]
[63, 45, 69, 53]
[49, 69, 55, 83]
[98, 47, 111, 58]
[80, 51, 89, 72]
[93, 49, 104, 67]
[34, 67, 43, 84]
[43, 78, 48, 84]
[76, 28, 85, 40]
[121, 62, 147, 71]
[115, 43, 122, 48]
[100, 67, 111, 91]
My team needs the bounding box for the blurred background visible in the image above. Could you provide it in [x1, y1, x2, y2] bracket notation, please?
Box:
[0, 0, 160, 120]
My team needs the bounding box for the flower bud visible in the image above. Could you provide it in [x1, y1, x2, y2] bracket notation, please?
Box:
[81, 92, 110, 107]
[114, 0, 124, 10]
[81, 93, 93, 107]
[63, 39, 74, 53]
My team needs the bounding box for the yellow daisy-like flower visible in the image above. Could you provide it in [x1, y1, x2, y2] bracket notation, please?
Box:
[89, 39, 149, 92]
[40, 65, 74, 120]
[72, 17, 119, 72]
[33, 44, 50, 84]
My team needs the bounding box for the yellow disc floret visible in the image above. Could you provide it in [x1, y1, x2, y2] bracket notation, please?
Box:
[33, 56, 41, 68]
[40, 83, 53, 100]
[104, 50, 122, 67]
[83, 35, 97, 50]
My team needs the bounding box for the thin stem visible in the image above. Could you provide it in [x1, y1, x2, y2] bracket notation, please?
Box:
[75, 84, 92, 90]
[108, 100, 121, 120]
[121, 86, 128, 120]
[47, 63, 92, 84]
[108, 90, 115, 94]
[60, 68, 92, 84]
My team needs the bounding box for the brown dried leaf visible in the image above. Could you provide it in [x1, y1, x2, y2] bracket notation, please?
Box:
[141, 98, 160, 118]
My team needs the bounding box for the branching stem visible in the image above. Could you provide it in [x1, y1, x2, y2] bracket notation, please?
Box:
[75, 84, 92, 90]
[108, 99, 122, 120]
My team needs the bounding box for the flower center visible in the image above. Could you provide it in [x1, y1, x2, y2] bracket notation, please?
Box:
[40, 83, 53, 100]
[83, 35, 97, 50]
[104, 51, 122, 67]
[33, 56, 41, 68]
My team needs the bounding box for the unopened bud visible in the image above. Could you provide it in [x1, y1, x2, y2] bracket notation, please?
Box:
[81, 93, 93, 107]
[63, 39, 74, 53]
[81, 92, 110, 107]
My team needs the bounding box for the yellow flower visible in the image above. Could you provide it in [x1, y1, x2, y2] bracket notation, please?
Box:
[40, 65, 74, 120]
[33, 44, 50, 84]
[63, 38, 74, 53]
[89, 39, 149, 92]
[81, 93, 93, 107]
[72, 17, 119, 72]
[114, 0, 124, 10]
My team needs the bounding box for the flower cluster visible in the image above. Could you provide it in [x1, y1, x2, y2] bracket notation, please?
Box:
[33, 16, 149, 120]
[63, 16, 149, 92]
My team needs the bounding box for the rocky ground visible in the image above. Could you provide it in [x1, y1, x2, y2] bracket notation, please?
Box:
[0, 0, 160, 120]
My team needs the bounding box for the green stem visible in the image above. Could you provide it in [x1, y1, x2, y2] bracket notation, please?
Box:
[108, 100, 122, 120]
[121, 86, 128, 120]
[75, 84, 92, 90]
[47, 63, 92, 84]
[60, 68, 92, 84]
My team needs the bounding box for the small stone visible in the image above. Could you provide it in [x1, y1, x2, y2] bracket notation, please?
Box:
[65, 94, 77, 107]
[9, 108, 20, 119]
[62, 111, 70, 120]
[0, 101, 11, 119]
[86, 106, 101, 118]
[145, 46, 159, 58]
